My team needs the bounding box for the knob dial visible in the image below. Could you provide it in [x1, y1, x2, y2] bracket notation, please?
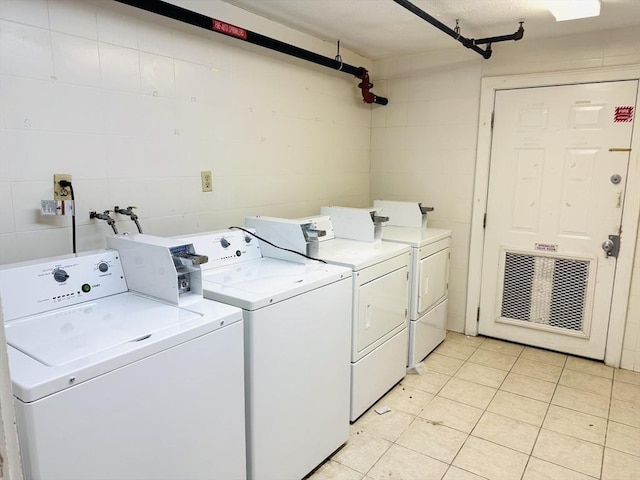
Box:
[220, 237, 230, 248]
[98, 262, 109, 273]
[53, 269, 69, 283]
[244, 236, 252, 244]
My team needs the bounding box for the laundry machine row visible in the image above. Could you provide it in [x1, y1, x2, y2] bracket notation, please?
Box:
[0, 246, 246, 480]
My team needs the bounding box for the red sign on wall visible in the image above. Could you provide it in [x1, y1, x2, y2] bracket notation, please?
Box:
[614, 106, 634, 123]
[212, 19, 248, 40]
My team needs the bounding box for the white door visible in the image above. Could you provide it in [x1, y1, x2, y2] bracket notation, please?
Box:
[479, 80, 637, 359]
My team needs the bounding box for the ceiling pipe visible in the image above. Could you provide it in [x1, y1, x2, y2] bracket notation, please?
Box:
[113, 0, 388, 105]
[392, 0, 524, 59]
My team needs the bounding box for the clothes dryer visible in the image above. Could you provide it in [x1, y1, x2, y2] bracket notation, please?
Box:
[0, 249, 246, 480]
[173, 229, 353, 480]
[374, 200, 452, 367]
[246, 211, 411, 422]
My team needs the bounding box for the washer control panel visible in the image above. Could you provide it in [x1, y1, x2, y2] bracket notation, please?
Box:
[181, 229, 262, 270]
[0, 250, 127, 321]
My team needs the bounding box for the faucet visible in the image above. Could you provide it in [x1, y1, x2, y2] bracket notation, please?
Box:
[90, 210, 119, 234]
[114, 206, 143, 233]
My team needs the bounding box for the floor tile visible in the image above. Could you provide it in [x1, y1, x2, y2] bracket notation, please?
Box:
[438, 378, 497, 409]
[453, 436, 528, 480]
[606, 421, 640, 456]
[551, 384, 610, 418]
[307, 460, 364, 480]
[601, 447, 640, 480]
[612, 379, 640, 403]
[445, 331, 485, 347]
[467, 348, 518, 371]
[614, 368, 640, 385]
[565, 356, 614, 379]
[487, 390, 549, 427]
[400, 370, 451, 395]
[442, 466, 488, 480]
[374, 385, 434, 416]
[559, 369, 612, 397]
[478, 337, 525, 356]
[434, 341, 478, 361]
[520, 346, 567, 367]
[423, 353, 465, 375]
[532, 429, 603, 478]
[522, 457, 597, 480]
[367, 444, 449, 480]
[396, 416, 468, 463]
[332, 430, 391, 474]
[511, 357, 563, 383]
[419, 396, 484, 434]
[351, 408, 414, 442]
[609, 397, 640, 428]
[472, 411, 539, 454]
[500, 372, 557, 403]
[542, 405, 607, 445]
[454, 362, 508, 388]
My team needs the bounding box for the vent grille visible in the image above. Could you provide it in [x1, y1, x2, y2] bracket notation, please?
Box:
[501, 252, 589, 332]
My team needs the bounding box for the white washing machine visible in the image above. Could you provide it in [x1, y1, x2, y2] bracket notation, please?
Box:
[0, 248, 246, 480]
[247, 211, 411, 422]
[374, 200, 452, 367]
[173, 228, 353, 480]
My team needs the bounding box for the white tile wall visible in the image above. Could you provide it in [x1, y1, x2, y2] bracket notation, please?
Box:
[0, 0, 372, 264]
[371, 26, 640, 369]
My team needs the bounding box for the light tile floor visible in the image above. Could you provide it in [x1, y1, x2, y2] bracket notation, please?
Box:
[308, 332, 640, 480]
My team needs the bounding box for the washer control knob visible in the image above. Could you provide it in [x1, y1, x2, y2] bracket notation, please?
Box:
[53, 268, 69, 283]
[220, 237, 230, 248]
[98, 262, 109, 273]
[244, 236, 252, 243]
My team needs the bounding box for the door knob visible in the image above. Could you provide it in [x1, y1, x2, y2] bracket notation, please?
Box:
[601, 235, 620, 258]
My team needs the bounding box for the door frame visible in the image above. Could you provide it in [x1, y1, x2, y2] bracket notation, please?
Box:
[466, 65, 640, 367]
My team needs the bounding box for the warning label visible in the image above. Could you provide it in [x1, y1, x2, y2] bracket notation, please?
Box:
[212, 19, 248, 40]
[614, 106, 634, 123]
[535, 243, 558, 252]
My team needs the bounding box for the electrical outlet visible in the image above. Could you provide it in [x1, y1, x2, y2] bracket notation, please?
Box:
[53, 174, 72, 200]
[201, 170, 213, 192]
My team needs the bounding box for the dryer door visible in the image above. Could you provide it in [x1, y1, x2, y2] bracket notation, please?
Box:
[354, 265, 408, 359]
[417, 248, 449, 316]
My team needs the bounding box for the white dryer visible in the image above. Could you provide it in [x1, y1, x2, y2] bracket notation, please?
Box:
[374, 200, 452, 367]
[173, 229, 353, 480]
[0, 249, 246, 480]
[247, 211, 411, 422]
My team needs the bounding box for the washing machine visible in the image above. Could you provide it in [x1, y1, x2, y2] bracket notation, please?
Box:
[0, 248, 246, 480]
[172, 228, 352, 480]
[246, 210, 411, 422]
[374, 200, 452, 367]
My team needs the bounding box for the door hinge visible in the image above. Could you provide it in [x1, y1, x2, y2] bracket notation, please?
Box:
[491, 111, 495, 129]
[483, 213, 487, 229]
[476, 307, 480, 322]
[405, 308, 408, 319]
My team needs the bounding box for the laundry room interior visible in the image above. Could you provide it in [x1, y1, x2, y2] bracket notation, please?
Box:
[0, 0, 639, 479]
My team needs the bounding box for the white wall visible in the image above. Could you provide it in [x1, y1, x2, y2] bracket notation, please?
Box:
[371, 27, 640, 370]
[0, 0, 374, 264]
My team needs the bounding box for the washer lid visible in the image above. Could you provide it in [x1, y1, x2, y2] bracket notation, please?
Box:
[6, 293, 201, 367]
[201, 257, 350, 310]
[315, 238, 411, 270]
[382, 227, 452, 247]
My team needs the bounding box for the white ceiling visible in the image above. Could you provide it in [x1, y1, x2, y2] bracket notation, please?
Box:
[220, 0, 640, 60]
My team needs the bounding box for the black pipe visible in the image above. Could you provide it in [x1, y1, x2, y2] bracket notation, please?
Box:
[474, 23, 525, 45]
[392, 0, 491, 59]
[113, 0, 388, 104]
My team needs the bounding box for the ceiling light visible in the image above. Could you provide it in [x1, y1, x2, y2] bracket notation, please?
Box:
[545, 0, 601, 21]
